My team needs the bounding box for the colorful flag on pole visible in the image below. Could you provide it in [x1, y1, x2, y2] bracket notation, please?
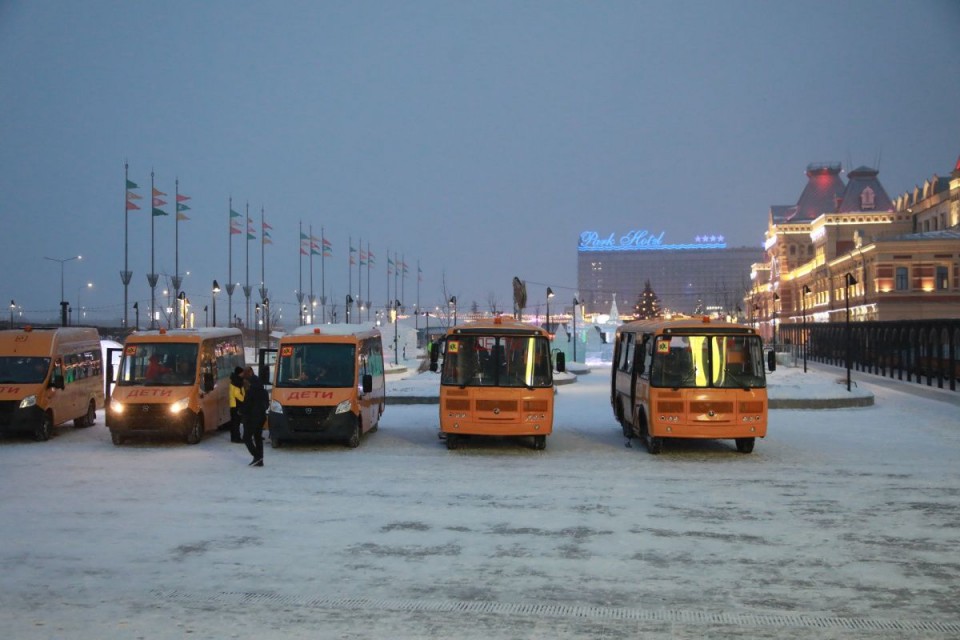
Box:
[127, 179, 139, 190]
[230, 208, 242, 218]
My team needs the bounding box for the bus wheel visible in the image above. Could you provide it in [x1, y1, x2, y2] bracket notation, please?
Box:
[445, 434, 460, 450]
[34, 412, 53, 442]
[345, 423, 361, 449]
[185, 415, 204, 445]
[735, 438, 755, 454]
[110, 431, 124, 446]
[74, 400, 96, 428]
[645, 435, 663, 455]
[532, 435, 546, 450]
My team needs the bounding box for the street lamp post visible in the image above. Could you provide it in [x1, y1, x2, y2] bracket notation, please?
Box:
[772, 292, 780, 350]
[393, 300, 401, 365]
[212, 280, 220, 327]
[801, 284, 811, 373]
[345, 295, 353, 324]
[449, 296, 457, 326]
[44, 255, 81, 327]
[545, 287, 554, 337]
[255, 303, 261, 352]
[133, 302, 139, 331]
[845, 273, 857, 392]
[9, 299, 14, 328]
[177, 292, 187, 329]
[572, 296, 579, 363]
[263, 299, 270, 349]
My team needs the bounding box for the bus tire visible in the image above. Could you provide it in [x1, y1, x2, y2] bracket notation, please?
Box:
[34, 412, 54, 442]
[74, 400, 96, 428]
[735, 437, 755, 454]
[446, 434, 460, 450]
[185, 414, 204, 445]
[346, 423, 361, 449]
[645, 435, 663, 455]
[111, 431, 124, 446]
[532, 435, 546, 450]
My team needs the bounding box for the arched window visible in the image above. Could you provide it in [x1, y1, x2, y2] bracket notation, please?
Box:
[860, 187, 876, 210]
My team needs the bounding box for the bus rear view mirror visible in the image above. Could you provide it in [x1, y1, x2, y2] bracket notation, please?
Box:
[202, 372, 215, 393]
[51, 374, 65, 390]
[362, 373, 373, 394]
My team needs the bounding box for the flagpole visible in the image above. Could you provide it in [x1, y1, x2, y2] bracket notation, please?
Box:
[416, 258, 421, 330]
[297, 220, 304, 325]
[366, 241, 372, 323]
[173, 177, 180, 329]
[147, 170, 159, 329]
[321, 226, 327, 324]
[227, 197, 234, 327]
[244, 202, 251, 328]
[386, 249, 391, 320]
[121, 162, 134, 329]
[308, 224, 316, 323]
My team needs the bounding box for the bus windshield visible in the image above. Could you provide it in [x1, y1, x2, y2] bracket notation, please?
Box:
[0, 356, 51, 384]
[650, 334, 765, 389]
[441, 334, 552, 388]
[276, 343, 356, 388]
[118, 343, 198, 386]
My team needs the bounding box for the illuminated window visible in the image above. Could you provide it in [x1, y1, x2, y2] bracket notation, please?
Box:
[895, 267, 908, 291]
[936, 266, 948, 290]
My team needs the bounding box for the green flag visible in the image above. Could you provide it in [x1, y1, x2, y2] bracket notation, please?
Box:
[126, 179, 138, 189]
[152, 207, 168, 217]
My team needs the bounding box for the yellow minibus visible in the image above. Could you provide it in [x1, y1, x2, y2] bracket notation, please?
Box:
[0, 327, 104, 441]
[430, 317, 564, 450]
[107, 327, 245, 445]
[612, 317, 772, 454]
[267, 324, 385, 448]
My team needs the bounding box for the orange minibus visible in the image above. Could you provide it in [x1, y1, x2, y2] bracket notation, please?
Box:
[107, 327, 245, 445]
[266, 324, 385, 448]
[0, 327, 104, 441]
[612, 317, 773, 454]
[430, 317, 564, 450]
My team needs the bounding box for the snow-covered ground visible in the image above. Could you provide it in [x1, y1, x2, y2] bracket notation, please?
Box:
[2, 361, 959, 639]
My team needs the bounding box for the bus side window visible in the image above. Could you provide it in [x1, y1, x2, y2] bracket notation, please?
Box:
[623, 334, 634, 374]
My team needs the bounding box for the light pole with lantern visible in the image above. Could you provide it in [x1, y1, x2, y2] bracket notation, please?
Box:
[545, 287, 554, 337]
[211, 280, 220, 327]
[449, 296, 457, 326]
[572, 296, 579, 363]
[844, 273, 857, 392]
[392, 300, 401, 365]
[255, 303, 261, 351]
[801, 284, 811, 373]
[133, 302, 139, 330]
[76, 282, 93, 325]
[9, 299, 15, 328]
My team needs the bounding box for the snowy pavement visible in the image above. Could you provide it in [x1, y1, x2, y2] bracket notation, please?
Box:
[1, 365, 959, 639]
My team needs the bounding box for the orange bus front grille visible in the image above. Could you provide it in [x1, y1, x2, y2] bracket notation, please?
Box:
[476, 400, 518, 412]
[740, 401, 764, 413]
[690, 401, 733, 414]
[523, 400, 548, 411]
[445, 399, 470, 411]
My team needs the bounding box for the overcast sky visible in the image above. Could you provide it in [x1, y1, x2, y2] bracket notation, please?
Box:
[1, 0, 958, 326]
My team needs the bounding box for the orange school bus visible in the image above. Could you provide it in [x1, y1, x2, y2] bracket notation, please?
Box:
[107, 327, 245, 445]
[430, 317, 564, 450]
[612, 317, 773, 454]
[0, 327, 104, 441]
[266, 324, 385, 448]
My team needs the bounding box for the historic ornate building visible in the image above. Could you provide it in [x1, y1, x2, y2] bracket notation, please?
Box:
[747, 158, 960, 342]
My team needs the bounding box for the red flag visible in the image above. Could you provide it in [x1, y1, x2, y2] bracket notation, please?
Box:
[176, 194, 191, 202]
[153, 187, 166, 197]
[126, 200, 140, 211]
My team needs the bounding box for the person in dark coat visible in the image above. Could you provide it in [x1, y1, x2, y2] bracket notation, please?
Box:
[241, 366, 268, 467]
[228, 366, 245, 443]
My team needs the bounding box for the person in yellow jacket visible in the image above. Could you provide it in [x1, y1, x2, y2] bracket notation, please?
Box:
[229, 366, 246, 443]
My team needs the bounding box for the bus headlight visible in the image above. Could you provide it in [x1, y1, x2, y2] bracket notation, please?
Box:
[169, 398, 189, 414]
[19, 395, 37, 409]
[335, 400, 352, 414]
[270, 399, 284, 414]
[110, 401, 125, 414]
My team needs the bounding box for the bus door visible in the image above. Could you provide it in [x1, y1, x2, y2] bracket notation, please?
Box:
[258, 348, 278, 391]
[105, 347, 123, 409]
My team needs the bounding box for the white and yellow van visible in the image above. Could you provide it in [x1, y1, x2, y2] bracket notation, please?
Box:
[0, 327, 104, 441]
[107, 327, 245, 445]
[267, 324, 385, 448]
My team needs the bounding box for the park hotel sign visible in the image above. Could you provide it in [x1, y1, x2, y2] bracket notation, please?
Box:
[578, 230, 727, 252]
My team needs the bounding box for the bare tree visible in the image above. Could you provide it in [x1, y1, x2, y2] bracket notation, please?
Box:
[486, 291, 501, 316]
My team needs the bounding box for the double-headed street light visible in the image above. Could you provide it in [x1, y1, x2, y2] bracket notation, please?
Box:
[44, 254, 81, 326]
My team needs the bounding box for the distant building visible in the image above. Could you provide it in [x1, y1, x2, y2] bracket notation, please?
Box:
[747, 158, 960, 342]
[576, 230, 762, 318]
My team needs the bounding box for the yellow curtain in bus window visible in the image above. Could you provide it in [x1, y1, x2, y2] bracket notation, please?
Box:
[448, 341, 460, 353]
